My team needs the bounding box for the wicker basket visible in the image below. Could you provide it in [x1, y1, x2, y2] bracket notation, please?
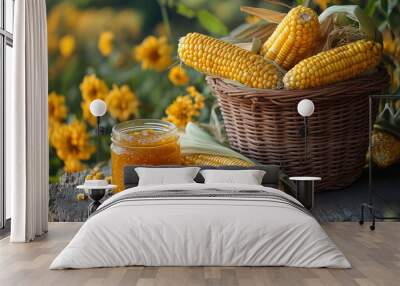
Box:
[207, 68, 389, 190]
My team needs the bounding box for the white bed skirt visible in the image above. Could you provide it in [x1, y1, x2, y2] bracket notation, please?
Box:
[50, 183, 351, 269]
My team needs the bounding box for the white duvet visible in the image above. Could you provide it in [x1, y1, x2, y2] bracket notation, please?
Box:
[50, 183, 351, 269]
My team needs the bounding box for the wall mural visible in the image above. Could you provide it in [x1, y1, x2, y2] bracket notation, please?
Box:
[47, 0, 400, 221]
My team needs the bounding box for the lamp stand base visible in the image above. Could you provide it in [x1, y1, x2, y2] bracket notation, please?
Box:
[359, 202, 400, 231]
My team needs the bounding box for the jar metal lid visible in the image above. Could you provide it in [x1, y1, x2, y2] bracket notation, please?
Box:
[111, 119, 178, 148]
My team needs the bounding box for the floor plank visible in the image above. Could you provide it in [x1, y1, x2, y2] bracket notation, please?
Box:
[0, 222, 399, 286]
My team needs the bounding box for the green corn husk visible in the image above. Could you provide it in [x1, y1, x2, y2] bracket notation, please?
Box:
[234, 37, 262, 54]
[180, 122, 255, 164]
[240, 6, 286, 23]
[374, 103, 400, 139]
[222, 20, 277, 44]
[318, 5, 382, 44]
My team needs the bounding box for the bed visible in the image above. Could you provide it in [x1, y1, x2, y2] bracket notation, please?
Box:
[50, 165, 350, 269]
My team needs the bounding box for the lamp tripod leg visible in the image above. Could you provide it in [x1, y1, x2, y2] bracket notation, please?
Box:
[359, 204, 364, 225]
[304, 117, 309, 168]
[96, 116, 101, 162]
[370, 209, 376, 231]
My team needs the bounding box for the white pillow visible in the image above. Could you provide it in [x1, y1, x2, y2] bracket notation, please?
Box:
[135, 167, 200, 186]
[200, 169, 266, 185]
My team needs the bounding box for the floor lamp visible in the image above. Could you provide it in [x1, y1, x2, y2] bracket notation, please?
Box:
[289, 99, 321, 210]
[297, 99, 315, 160]
[89, 99, 107, 162]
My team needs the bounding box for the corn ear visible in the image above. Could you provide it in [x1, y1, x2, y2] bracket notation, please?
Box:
[260, 6, 320, 70]
[283, 39, 382, 89]
[182, 154, 255, 167]
[371, 130, 400, 168]
[178, 32, 283, 89]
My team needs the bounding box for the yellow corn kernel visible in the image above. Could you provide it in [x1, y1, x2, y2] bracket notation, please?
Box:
[181, 153, 255, 167]
[178, 32, 283, 89]
[260, 6, 320, 70]
[283, 39, 382, 89]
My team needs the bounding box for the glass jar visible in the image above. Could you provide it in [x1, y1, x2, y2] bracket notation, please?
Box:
[111, 119, 181, 192]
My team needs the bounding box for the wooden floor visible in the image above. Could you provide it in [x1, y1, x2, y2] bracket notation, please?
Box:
[0, 222, 399, 286]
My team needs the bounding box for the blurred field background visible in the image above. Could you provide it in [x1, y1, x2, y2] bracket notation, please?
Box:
[47, 0, 400, 182]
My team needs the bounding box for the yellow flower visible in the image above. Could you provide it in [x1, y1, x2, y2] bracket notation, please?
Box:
[168, 66, 189, 86]
[106, 84, 139, 121]
[165, 96, 197, 129]
[76, 193, 87, 201]
[48, 92, 68, 145]
[49, 120, 61, 147]
[80, 74, 109, 102]
[47, 2, 80, 34]
[193, 94, 205, 110]
[47, 3, 80, 53]
[186, 86, 205, 109]
[51, 120, 96, 173]
[165, 86, 206, 128]
[59, 35, 76, 58]
[77, 9, 142, 43]
[165, 89, 205, 130]
[48, 92, 68, 124]
[98, 31, 114, 57]
[134, 36, 172, 71]
[186, 86, 200, 97]
[65, 158, 86, 173]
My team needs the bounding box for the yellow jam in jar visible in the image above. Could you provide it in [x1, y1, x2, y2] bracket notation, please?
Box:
[111, 119, 181, 192]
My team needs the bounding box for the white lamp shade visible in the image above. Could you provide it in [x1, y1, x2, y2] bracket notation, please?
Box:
[89, 99, 107, 117]
[297, 99, 315, 117]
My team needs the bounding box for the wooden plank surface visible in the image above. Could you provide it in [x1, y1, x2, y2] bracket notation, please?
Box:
[313, 164, 400, 222]
[0, 222, 399, 286]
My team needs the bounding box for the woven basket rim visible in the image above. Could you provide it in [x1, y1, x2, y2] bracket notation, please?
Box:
[207, 66, 389, 102]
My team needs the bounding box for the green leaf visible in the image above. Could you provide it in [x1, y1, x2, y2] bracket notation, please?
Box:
[379, 0, 399, 15]
[196, 9, 228, 36]
[296, 0, 310, 7]
[167, 0, 175, 8]
[365, 0, 377, 17]
[379, 0, 389, 16]
[177, 3, 195, 18]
